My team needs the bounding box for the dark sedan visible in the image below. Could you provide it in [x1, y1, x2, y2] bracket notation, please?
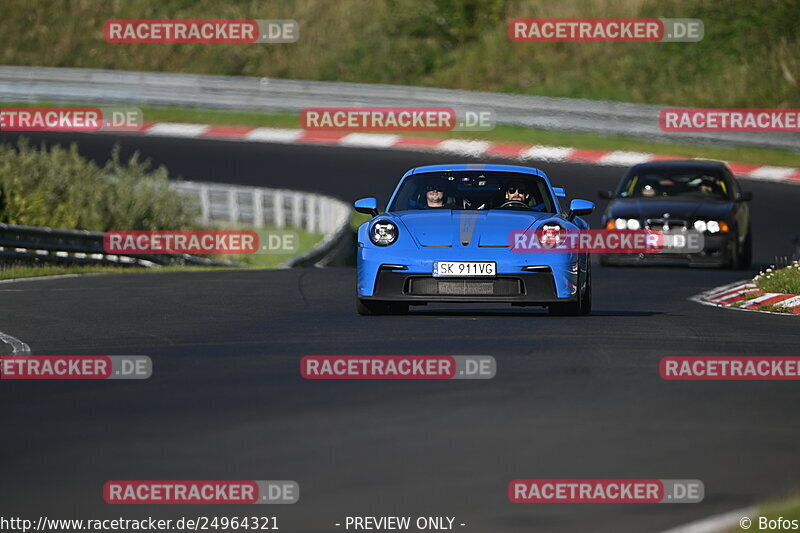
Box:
[598, 160, 753, 268]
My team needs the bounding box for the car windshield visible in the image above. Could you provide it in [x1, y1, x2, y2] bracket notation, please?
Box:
[618, 169, 730, 200]
[388, 171, 556, 212]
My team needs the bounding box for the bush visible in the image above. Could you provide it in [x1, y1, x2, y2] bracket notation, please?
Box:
[0, 139, 197, 231]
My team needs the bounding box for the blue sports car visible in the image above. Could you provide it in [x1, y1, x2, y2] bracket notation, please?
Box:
[354, 164, 595, 315]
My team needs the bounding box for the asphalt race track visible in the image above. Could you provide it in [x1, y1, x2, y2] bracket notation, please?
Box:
[1, 131, 799, 533]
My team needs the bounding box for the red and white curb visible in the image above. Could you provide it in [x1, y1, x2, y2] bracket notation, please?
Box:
[126, 123, 800, 186]
[692, 280, 800, 315]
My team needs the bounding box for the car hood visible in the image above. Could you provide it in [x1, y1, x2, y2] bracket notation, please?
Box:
[607, 198, 733, 220]
[392, 210, 554, 247]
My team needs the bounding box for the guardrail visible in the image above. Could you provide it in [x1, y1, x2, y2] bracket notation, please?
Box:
[174, 180, 352, 267]
[1, 66, 798, 151]
[0, 181, 352, 268]
[0, 223, 238, 267]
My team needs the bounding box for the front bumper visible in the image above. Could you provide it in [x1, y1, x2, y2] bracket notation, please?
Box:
[357, 244, 583, 301]
[362, 270, 570, 304]
[601, 233, 734, 267]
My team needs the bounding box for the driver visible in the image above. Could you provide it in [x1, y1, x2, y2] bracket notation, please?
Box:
[697, 177, 721, 195]
[423, 182, 448, 208]
[504, 181, 530, 205]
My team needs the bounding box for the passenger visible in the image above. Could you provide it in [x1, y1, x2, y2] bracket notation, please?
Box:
[641, 184, 657, 197]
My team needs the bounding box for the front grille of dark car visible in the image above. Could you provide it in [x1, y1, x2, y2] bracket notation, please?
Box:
[645, 219, 688, 231]
[408, 277, 522, 296]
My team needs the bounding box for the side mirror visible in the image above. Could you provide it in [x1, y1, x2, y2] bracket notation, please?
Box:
[568, 199, 594, 221]
[598, 189, 614, 200]
[737, 191, 753, 202]
[354, 197, 379, 217]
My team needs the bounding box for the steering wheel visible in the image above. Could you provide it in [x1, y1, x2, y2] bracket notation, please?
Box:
[498, 200, 529, 209]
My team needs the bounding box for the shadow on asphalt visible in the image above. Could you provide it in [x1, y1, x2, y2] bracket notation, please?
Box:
[406, 309, 664, 318]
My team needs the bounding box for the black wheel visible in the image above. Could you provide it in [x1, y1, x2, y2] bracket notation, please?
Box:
[735, 230, 753, 270]
[549, 257, 591, 316]
[580, 259, 592, 315]
[357, 299, 409, 315]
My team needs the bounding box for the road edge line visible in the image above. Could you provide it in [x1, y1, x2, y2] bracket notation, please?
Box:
[656, 506, 757, 533]
[0, 329, 31, 355]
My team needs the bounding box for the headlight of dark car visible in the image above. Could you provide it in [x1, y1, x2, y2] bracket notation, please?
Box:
[610, 218, 641, 230]
[693, 220, 730, 234]
[370, 220, 398, 246]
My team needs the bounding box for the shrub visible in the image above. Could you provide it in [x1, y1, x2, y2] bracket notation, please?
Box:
[0, 139, 197, 231]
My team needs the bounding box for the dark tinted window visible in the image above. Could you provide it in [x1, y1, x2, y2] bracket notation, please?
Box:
[389, 171, 556, 212]
[618, 168, 731, 200]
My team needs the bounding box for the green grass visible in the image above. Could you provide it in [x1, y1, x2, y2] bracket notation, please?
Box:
[1, 0, 799, 109]
[6, 102, 800, 168]
[754, 262, 800, 295]
[0, 264, 259, 281]
[723, 494, 800, 532]
[0, 265, 135, 280]
[351, 211, 372, 232]
[226, 226, 324, 268]
[759, 303, 795, 314]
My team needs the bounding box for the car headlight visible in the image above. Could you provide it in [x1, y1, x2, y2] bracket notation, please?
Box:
[369, 220, 398, 246]
[626, 218, 641, 230]
[539, 222, 566, 248]
[614, 218, 627, 230]
[693, 220, 729, 233]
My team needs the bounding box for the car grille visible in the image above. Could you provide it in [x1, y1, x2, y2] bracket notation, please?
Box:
[645, 218, 688, 231]
[408, 277, 522, 296]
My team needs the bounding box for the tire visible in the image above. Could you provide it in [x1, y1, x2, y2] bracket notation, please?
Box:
[728, 233, 739, 269]
[549, 257, 591, 316]
[735, 230, 753, 270]
[357, 299, 409, 316]
[580, 259, 592, 315]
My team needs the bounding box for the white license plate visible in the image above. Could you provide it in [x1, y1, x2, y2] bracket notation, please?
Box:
[433, 261, 496, 277]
